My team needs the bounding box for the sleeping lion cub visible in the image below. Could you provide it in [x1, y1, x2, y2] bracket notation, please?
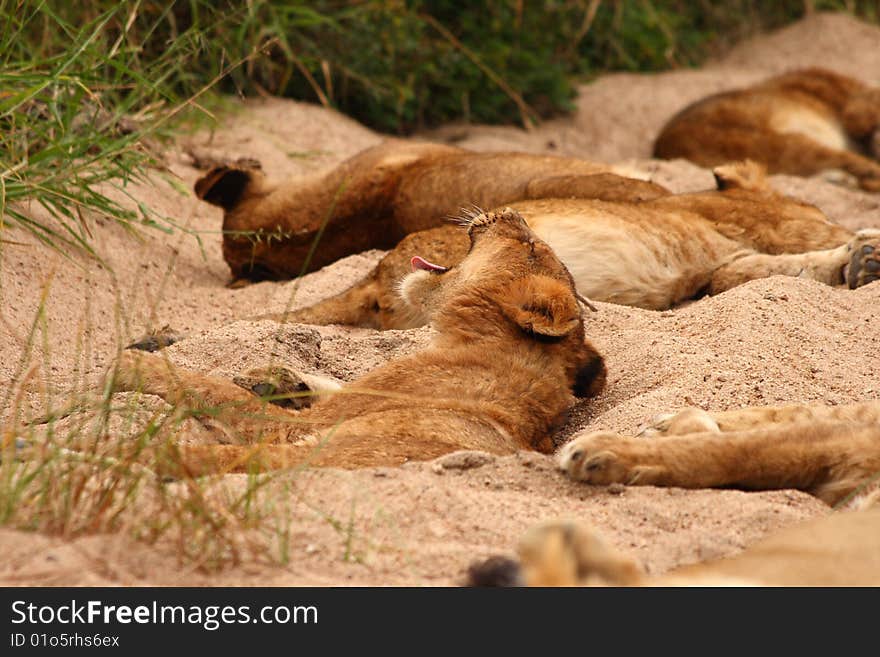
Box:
[111, 208, 606, 476]
[275, 160, 880, 329]
[470, 508, 880, 586]
[468, 400, 880, 586]
[654, 68, 880, 190]
[194, 140, 662, 282]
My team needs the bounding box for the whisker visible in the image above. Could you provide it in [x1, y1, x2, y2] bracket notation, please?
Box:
[448, 205, 486, 227]
[575, 292, 599, 313]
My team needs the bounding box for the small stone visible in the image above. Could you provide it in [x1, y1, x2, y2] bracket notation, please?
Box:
[607, 483, 626, 495]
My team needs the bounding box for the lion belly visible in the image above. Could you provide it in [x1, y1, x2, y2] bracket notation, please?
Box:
[521, 205, 741, 310]
[769, 99, 851, 152]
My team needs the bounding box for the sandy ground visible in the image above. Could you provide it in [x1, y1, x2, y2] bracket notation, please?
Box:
[1, 12, 878, 586]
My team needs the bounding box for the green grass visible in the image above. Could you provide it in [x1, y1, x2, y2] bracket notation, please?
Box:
[0, 283, 256, 570]
[2, 1, 878, 259]
[1, 3, 162, 256]
[0, 1, 265, 259]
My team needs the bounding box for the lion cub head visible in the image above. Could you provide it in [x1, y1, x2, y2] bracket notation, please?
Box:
[399, 207, 606, 399]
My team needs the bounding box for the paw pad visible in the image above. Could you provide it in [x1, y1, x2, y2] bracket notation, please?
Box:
[847, 239, 880, 289]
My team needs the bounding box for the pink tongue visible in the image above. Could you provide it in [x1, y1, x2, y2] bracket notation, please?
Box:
[411, 256, 448, 273]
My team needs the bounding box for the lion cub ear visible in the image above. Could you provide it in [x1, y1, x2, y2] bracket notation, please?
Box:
[194, 164, 263, 210]
[499, 275, 581, 338]
[713, 160, 769, 192]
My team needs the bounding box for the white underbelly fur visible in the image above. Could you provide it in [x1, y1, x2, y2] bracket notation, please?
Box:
[529, 215, 723, 309]
[769, 105, 849, 151]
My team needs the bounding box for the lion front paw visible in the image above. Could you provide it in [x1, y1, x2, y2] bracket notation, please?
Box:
[557, 432, 666, 485]
[846, 230, 880, 289]
[125, 325, 184, 352]
[232, 366, 314, 409]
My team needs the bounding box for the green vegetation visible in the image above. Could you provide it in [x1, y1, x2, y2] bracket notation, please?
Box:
[2, 0, 878, 254]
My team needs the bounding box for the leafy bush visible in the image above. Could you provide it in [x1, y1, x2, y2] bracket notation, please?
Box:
[2, 0, 878, 253]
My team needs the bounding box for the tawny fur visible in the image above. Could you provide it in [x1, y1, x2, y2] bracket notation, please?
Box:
[654, 68, 880, 191]
[477, 398, 880, 587]
[110, 209, 606, 476]
[272, 160, 880, 329]
[559, 400, 880, 508]
[194, 140, 664, 281]
[507, 509, 880, 586]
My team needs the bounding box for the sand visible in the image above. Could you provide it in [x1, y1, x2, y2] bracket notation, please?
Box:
[0, 12, 877, 586]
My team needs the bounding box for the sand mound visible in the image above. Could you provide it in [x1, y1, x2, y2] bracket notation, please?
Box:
[720, 12, 880, 78]
[1, 12, 878, 585]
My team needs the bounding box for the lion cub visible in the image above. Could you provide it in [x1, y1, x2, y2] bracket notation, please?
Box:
[273, 160, 880, 329]
[469, 509, 880, 586]
[469, 398, 880, 587]
[654, 68, 880, 190]
[193, 139, 664, 282]
[112, 208, 606, 476]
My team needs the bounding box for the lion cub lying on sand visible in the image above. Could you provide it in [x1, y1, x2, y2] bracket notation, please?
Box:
[194, 140, 662, 282]
[279, 160, 880, 329]
[469, 399, 880, 586]
[112, 208, 606, 476]
[654, 68, 880, 190]
[471, 508, 880, 586]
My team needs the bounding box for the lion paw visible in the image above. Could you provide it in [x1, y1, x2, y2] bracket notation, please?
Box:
[846, 230, 880, 289]
[637, 412, 677, 437]
[232, 366, 314, 409]
[637, 407, 720, 437]
[465, 556, 523, 587]
[126, 325, 184, 352]
[557, 432, 665, 485]
[516, 520, 643, 586]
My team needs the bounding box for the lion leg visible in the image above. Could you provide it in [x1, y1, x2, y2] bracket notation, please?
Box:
[642, 400, 880, 437]
[558, 422, 880, 506]
[800, 144, 880, 192]
[658, 125, 880, 191]
[709, 229, 880, 294]
[153, 443, 321, 478]
[252, 284, 379, 328]
[112, 352, 302, 443]
[841, 89, 880, 143]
